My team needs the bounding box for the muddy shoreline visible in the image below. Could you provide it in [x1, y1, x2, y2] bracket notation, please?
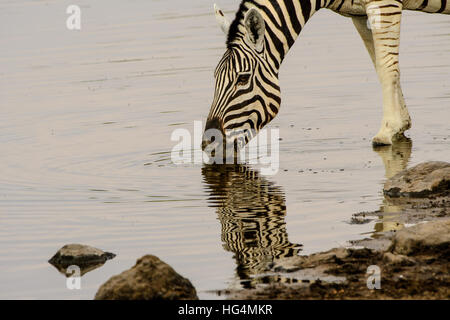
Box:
[217, 162, 450, 300]
[86, 161, 449, 300]
[221, 203, 449, 299]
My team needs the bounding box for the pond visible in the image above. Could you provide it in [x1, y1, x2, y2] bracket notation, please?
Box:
[0, 0, 449, 299]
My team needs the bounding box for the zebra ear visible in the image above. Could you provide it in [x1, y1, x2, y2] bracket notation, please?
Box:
[214, 4, 230, 35]
[244, 8, 265, 52]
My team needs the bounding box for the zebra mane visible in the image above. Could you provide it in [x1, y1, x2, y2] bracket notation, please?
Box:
[226, 0, 255, 48]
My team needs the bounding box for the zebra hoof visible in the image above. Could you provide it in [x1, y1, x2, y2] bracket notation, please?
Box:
[372, 131, 409, 146]
[372, 134, 393, 146]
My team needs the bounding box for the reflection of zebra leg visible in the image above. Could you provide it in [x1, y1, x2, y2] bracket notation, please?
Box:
[373, 140, 412, 232]
[373, 139, 412, 179]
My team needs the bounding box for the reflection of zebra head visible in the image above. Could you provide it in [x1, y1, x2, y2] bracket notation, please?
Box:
[202, 164, 302, 287]
[202, 4, 280, 154]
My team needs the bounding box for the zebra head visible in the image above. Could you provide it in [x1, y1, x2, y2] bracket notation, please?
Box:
[202, 4, 281, 159]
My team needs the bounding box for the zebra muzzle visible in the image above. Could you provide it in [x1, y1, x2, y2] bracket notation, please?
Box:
[202, 117, 225, 152]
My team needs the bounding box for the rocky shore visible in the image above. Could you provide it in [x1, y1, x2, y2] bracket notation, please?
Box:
[221, 161, 450, 299]
[225, 218, 449, 299]
[92, 161, 449, 300]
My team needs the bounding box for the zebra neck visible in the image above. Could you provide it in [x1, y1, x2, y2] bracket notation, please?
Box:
[247, 0, 324, 71]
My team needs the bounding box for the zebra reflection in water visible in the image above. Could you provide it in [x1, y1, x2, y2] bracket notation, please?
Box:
[202, 164, 302, 288]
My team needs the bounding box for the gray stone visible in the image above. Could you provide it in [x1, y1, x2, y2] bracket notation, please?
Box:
[389, 218, 450, 255]
[95, 255, 198, 300]
[49, 244, 115, 269]
[383, 161, 450, 198]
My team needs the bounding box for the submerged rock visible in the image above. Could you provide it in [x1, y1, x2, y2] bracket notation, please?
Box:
[49, 244, 115, 276]
[384, 161, 450, 198]
[95, 255, 198, 300]
[389, 218, 450, 255]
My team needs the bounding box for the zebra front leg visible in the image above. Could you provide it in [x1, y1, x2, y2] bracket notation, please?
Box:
[366, 1, 411, 146]
[352, 15, 410, 144]
[352, 16, 376, 66]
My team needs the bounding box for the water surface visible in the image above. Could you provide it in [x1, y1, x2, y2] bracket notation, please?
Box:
[0, 0, 449, 299]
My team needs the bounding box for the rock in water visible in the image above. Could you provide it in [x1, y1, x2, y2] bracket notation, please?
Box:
[49, 244, 116, 275]
[95, 255, 198, 300]
[384, 161, 450, 197]
[389, 218, 450, 255]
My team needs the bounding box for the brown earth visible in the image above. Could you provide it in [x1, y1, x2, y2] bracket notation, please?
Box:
[225, 219, 450, 299]
[222, 162, 450, 299]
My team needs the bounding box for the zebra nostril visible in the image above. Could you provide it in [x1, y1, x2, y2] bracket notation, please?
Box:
[202, 118, 224, 151]
[202, 117, 225, 151]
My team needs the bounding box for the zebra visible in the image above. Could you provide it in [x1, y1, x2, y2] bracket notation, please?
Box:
[202, 164, 302, 287]
[201, 0, 449, 154]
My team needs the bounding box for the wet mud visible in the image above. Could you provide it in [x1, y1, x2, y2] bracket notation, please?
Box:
[220, 162, 450, 299]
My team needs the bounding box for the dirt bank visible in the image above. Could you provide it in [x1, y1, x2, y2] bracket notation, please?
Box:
[224, 219, 449, 300]
[222, 162, 450, 299]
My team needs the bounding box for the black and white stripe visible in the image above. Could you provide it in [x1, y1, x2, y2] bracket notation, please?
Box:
[203, 0, 449, 150]
[202, 165, 302, 283]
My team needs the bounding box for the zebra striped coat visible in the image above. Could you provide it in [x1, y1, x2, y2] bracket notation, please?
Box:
[202, 0, 449, 155]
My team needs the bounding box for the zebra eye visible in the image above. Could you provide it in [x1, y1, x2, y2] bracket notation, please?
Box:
[236, 73, 251, 86]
